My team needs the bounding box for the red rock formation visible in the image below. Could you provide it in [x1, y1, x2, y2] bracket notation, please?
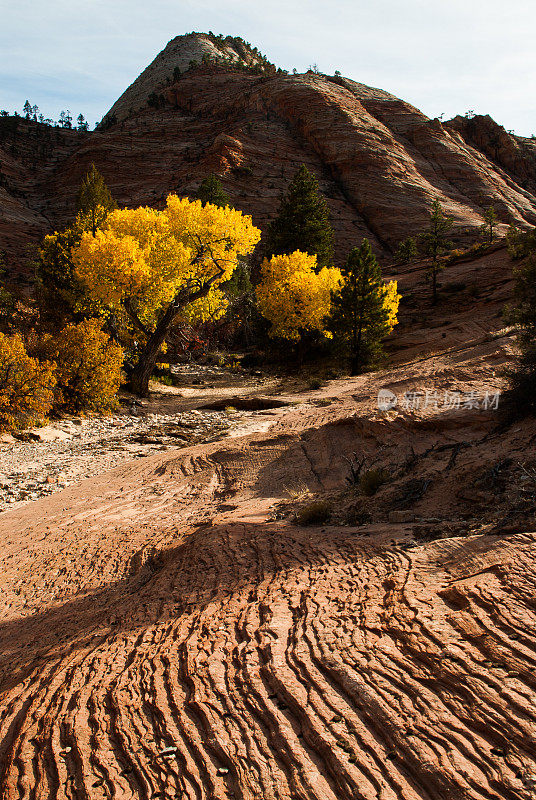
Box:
[1, 33, 535, 279]
[106, 32, 275, 123]
[446, 113, 536, 194]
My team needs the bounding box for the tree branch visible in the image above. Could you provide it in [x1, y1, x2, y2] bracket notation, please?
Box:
[122, 298, 151, 337]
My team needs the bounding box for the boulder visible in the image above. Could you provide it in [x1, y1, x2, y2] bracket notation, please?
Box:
[28, 427, 72, 443]
[389, 510, 416, 524]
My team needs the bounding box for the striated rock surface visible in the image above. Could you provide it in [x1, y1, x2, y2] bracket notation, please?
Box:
[1, 32, 536, 278]
[446, 114, 536, 195]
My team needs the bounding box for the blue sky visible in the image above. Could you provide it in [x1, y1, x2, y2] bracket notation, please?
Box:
[1, 0, 535, 135]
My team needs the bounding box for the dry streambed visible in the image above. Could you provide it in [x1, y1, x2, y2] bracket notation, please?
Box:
[0, 362, 286, 513]
[0, 408, 243, 512]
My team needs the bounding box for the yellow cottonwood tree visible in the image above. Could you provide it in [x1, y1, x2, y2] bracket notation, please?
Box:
[255, 251, 341, 341]
[71, 195, 260, 395]
[0, 333, 56, 430]
[46, 319, 123, 413]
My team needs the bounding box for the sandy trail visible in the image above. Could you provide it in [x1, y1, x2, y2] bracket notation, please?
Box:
[2, 246, 536, 799]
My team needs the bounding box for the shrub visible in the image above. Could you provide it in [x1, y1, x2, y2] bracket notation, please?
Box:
[395, 237, 418, 264]
[151, 371, 174, 386]
[506, 226, 536, 259]
[232, 165, 253, 177]
[47, 319, 123, 413]
[0, 332, 56, 430]
[344, 507, 372, 526]
[283, 479, 309, 499]
[359, 468, 389, 496]
[294, 500, 332, 525]
[151, 364, 182, 387]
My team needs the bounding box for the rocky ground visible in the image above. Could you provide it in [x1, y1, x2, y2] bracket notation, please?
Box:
[0, 410, 235, 511]
[0, 364, 278, 513]
[2, 248, 536, 800]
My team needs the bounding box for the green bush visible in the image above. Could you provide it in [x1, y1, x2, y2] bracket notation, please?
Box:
[232, 165, 254, 178]
[506, 226, 536, 259]
[359, 468, 389, 496]
[294, 500, 332, 525]
[395, 237, 418, 264]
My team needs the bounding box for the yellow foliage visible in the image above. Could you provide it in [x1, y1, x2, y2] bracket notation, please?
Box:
[179, 287, 229, 324]
[71, 196, 260, 331]
[39, 207, 111, 321]
[47, 319, 123, 413]
[382, 280, 401, 330]
[0, 332, 56, 430]
[256, 251, 342, 341]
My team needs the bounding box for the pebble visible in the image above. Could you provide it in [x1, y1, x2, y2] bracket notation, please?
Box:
[159, 746, 178, 755]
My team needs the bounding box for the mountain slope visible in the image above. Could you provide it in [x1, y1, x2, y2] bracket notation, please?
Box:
[1, 32, 535, 278]
[105, 32, 276, 123]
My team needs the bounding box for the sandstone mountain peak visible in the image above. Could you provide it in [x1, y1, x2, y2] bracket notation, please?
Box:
[1, 36, 536, 279]
[105, 32, 274, 123]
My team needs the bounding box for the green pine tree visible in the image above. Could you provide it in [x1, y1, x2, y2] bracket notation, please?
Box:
[265, 164, 334, 268]
[419, 199, 453, 303]
[38, 166, 116, 324]
[480, 205, 497, 245]
[395, 236, 418, 264]
[194, 174, 230, 208]
[330, 239, 398, 375]
[76, 163, 117, 235]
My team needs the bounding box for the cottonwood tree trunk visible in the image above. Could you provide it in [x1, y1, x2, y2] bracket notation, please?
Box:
[129, 302, 176, 397]
[128, 272, 224, 397]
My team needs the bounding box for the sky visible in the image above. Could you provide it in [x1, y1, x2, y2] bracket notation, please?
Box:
[1, 0, 535, 136]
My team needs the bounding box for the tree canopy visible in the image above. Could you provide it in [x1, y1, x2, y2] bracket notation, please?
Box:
[265, 165, 334, 269]
[38, 165, 116, 322]
[0, 332, 56, 430]
[194, 175, 230, 208]
[255, 251, 341, 341]
[76, 163, 117, 234]
[71, 194, 260, 395]
[395, 237, 418, 265]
